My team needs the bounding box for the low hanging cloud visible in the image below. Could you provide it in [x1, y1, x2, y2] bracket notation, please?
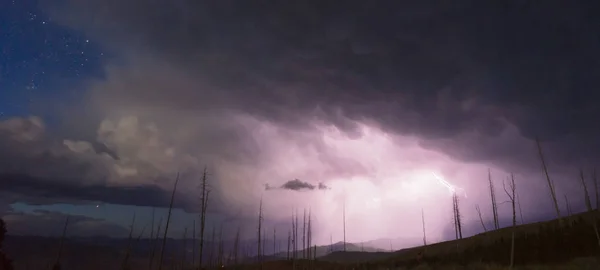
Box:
[265, 179, 330, 191]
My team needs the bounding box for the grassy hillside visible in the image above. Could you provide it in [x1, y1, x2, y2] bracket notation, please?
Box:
[363, 210, 600, 268]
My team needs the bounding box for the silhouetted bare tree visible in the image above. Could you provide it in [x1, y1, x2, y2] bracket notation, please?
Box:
[579, 169, 600, 247]
[475, 204, 487, 232]
[489, 169, 499, 230]
[503, 173, 517, 269]
[52, 216, 69, 270]
[157, 173, 179, 270]
[535, 137, 562, 224]
[421, 209, 427, 246]
[198, 167, 211, 269]
[257, 197, 263, 269]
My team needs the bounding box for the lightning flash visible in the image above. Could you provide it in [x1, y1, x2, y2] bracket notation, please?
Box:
[431, 172, 467, 198]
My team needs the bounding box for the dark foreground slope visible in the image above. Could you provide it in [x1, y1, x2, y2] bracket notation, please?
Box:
[3, 210, 600, 269]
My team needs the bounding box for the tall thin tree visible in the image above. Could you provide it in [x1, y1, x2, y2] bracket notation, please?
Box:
[291, 211, 295, 262]
[150, 208, 155, 244]
[257, 197, 263, 268]
[579, 170, 600, 247]
[343, 199, 347, 252]
[564, 194, 573, 216]
[535, 137, 562, 223]
[149, 218, 163, 270]
[191, 219, 196, 267]
[198, 167, 210, 269]
[148, 208, 155, 269]
[421, 209, 427, 246]
[475, 205, 487, 232]
[157, 173, 179, 270]
[594, 169, 599, 211]
[287, 229, 291, 260]
[503, 173, 517, 269]
[295, 208, 299, 259]
[307, 208, 312, 260]
[209, 225, 216, 268]
[233, 226, 241, 265]
[53, 216, 70, 270]
[121, 213, 136, 270]
[453, 193, 463, 239]
[302, 209, 306, 259]
[217, 226, 224, 267]
[516, 188, 525, 224]
[489, 169, 499, 230]
[181, 227, 187, 269]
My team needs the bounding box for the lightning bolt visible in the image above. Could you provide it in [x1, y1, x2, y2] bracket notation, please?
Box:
[431, 172, 467, 198]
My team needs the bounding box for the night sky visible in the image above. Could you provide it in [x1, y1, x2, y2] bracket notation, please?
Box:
[1, 0, 600, 247]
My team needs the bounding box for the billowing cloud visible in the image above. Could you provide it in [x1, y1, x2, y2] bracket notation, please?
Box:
[4, 0, 597, 243]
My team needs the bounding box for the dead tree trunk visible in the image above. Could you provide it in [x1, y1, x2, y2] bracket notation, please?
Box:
[191, 219, 196, 267]
[158, 173, 179, 270]
[421, 209, 427, 246]
[302, 209, 306, 259]
[489, 169, 500, 230]
[594, 169, 599, 211]
[475, 205, 487, 232]
[503, 173, 517, 269]
[564, 194, 573, 216]
[149, 218, 163, 270]
[535, 137, 563, 224]
[257, 197, 263, 268]
[209, 226, 215, 269]
[291, 211, 295, 263]
[218, 226, 224, 267]
[579, 169, 600, 247]
[198, 167, 210, 270]
[453, 193, 463, 239]
[52, 216, 70, 270]
[181, 227, 187, 269]
[516, 188, 525, 224]
[287, 230, 291, 260]
[308, 208, 312, 260]
[121, 213, 136, 270]
[452, 197, 458, 240]
[295, 209, 299, 259]
[343, 200, 347, 252]
[262, 228, 265, 259]
[233, 226, 240, 265]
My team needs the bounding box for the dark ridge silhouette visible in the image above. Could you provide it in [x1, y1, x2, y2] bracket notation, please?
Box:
[0, 218, 14, 270]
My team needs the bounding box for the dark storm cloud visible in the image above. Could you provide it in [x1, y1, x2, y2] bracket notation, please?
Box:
[3, 210, 129, 237]
[12, 0, 600, 242]
[43, 0, 600, 174]
[0, 173, 193, 209]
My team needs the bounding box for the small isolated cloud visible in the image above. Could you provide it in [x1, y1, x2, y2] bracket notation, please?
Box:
[318, 182, 330, 190]
[265, 179, 330, 192]
[282, 179, 315, 191]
